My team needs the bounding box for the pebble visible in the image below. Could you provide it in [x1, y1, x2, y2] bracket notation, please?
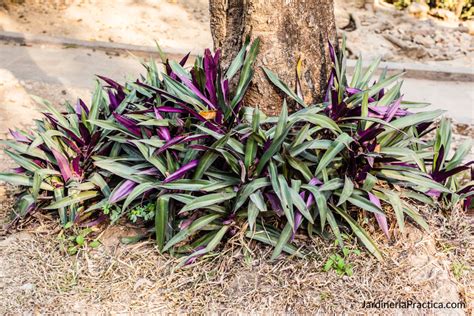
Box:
[413, 34, 435, 48]
[20, 283, 35, 292]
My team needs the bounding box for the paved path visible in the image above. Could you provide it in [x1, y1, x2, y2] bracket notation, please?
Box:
[0, 42, 472, 123]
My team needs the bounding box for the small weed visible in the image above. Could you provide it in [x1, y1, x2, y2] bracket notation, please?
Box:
[320, 291, 331, 301]
[452, 261, 466, 281]
[58, 223, 101, 255]
[129, 202, 156, 223]
[324, 239, 360, 276]
[102, 203, 121, 223]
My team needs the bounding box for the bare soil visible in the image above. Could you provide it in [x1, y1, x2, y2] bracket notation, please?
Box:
[0, 0, 472, 67]
[0, 0, 212, 52]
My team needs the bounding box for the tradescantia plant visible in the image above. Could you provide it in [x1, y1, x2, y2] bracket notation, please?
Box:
[1, 38, 472, 266]
[0, 86, 121, 226]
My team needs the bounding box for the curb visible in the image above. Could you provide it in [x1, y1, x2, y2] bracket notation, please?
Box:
[346, 60, 473, 82]
[0, 31, 199, 59]
[0, 31, 472, 82]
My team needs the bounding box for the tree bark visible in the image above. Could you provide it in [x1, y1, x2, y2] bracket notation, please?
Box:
[209, 0, 336, 115]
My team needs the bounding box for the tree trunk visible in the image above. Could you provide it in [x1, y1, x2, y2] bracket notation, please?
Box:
[209, 0, 336, 115]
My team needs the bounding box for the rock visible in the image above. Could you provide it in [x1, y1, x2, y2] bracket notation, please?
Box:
[413, 34, 435, 48]
[405, 45, 429, 59]
[373, 21, 394, 34]
[429, 8, 457, 22]
[335, 7, 351, 29]
[464, 20, 474, 35]
[416, 28, 434, 37]
[353, 0, 367, 9]
[19, 283, 35, 292]
[408, 2, 429, 19]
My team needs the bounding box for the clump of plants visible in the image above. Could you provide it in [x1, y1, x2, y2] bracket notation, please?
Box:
[1, 38, 472, 266]
[0, 87, 121, 226]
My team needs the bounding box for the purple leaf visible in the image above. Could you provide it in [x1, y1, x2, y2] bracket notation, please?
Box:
[426, 189, 441, 199]
[9, 129, 30, 143]
[71, 156, 83, 179]
[173, 70, 216, 110]
[179, 52, 191, 66]
[213, 48, 221, 65]
[328, 41, 336, 63]
[153, 107, 171, 141]
[13, 167, 26, 174]
[265, 192, 283, 217]
[97, 75, 123, 91]
[164, 160, 199, 183]
[346, 87, 376, 102]
[355, 165, 371, 182]
[156, 135, 185, 155]
[358, 127, 384, 143]
[324, 71, 335, 103]
[139, 167, 160, 176]
[155, 106, 185, 113]
[113, 113, 141, 137]
[203, 49, 218, 107]
[222, 213, 235, 225]
[432, 145, 445, 174]
[75, 99, 89, 116]
[43, 113, 58, 128]
[79, 124, 91, 144]
[221, 79, 229, 103]
[157, 134, 208, 156]
[110, 180, 137, 203]
[179, 213, 198, 230]
[464, 195, 473, 211]
[184, 246, 206, 265]
[367, 104, 409, 122]
[108, 90, 119, 111]
[304, 178, 323, 210]
[61, 127, 86, 146]
[368, 192, 390, 239]
[384, 98, 403, 122]
[293, 211, 303, 238]
[416, 122, 434, 135]
[432, 161, 474, 183]
[51, 149, 72, 182]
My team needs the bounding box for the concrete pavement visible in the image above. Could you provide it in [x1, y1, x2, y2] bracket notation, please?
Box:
[0, 42, 472, 123]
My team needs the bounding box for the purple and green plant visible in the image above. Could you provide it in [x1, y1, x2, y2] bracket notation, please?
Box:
[1, 37, 472, 267]
[0, 85, 120, 226]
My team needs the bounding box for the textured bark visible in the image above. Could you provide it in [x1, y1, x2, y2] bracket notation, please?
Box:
[209, 0, 336, 115]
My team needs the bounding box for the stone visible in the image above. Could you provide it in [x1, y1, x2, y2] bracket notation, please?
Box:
[413, 34, 435, 48]
[19, 283, 35, 292]
[405, 45, 429, 59]
[408, 2, 429, 19]
[464, 20, 474, 35]
[429, 8, 457, 22]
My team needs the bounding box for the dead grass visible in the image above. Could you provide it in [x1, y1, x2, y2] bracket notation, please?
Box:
[0, 188, 471, 314]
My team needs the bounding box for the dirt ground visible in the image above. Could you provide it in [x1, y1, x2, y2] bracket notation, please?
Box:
[0, 208, 472, 314]
[0, 69, 472, 314]
[0, 0, 212, 52]
[0, 0, 472, 67]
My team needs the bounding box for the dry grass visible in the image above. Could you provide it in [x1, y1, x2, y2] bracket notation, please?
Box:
[0, 188, 471, 314]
